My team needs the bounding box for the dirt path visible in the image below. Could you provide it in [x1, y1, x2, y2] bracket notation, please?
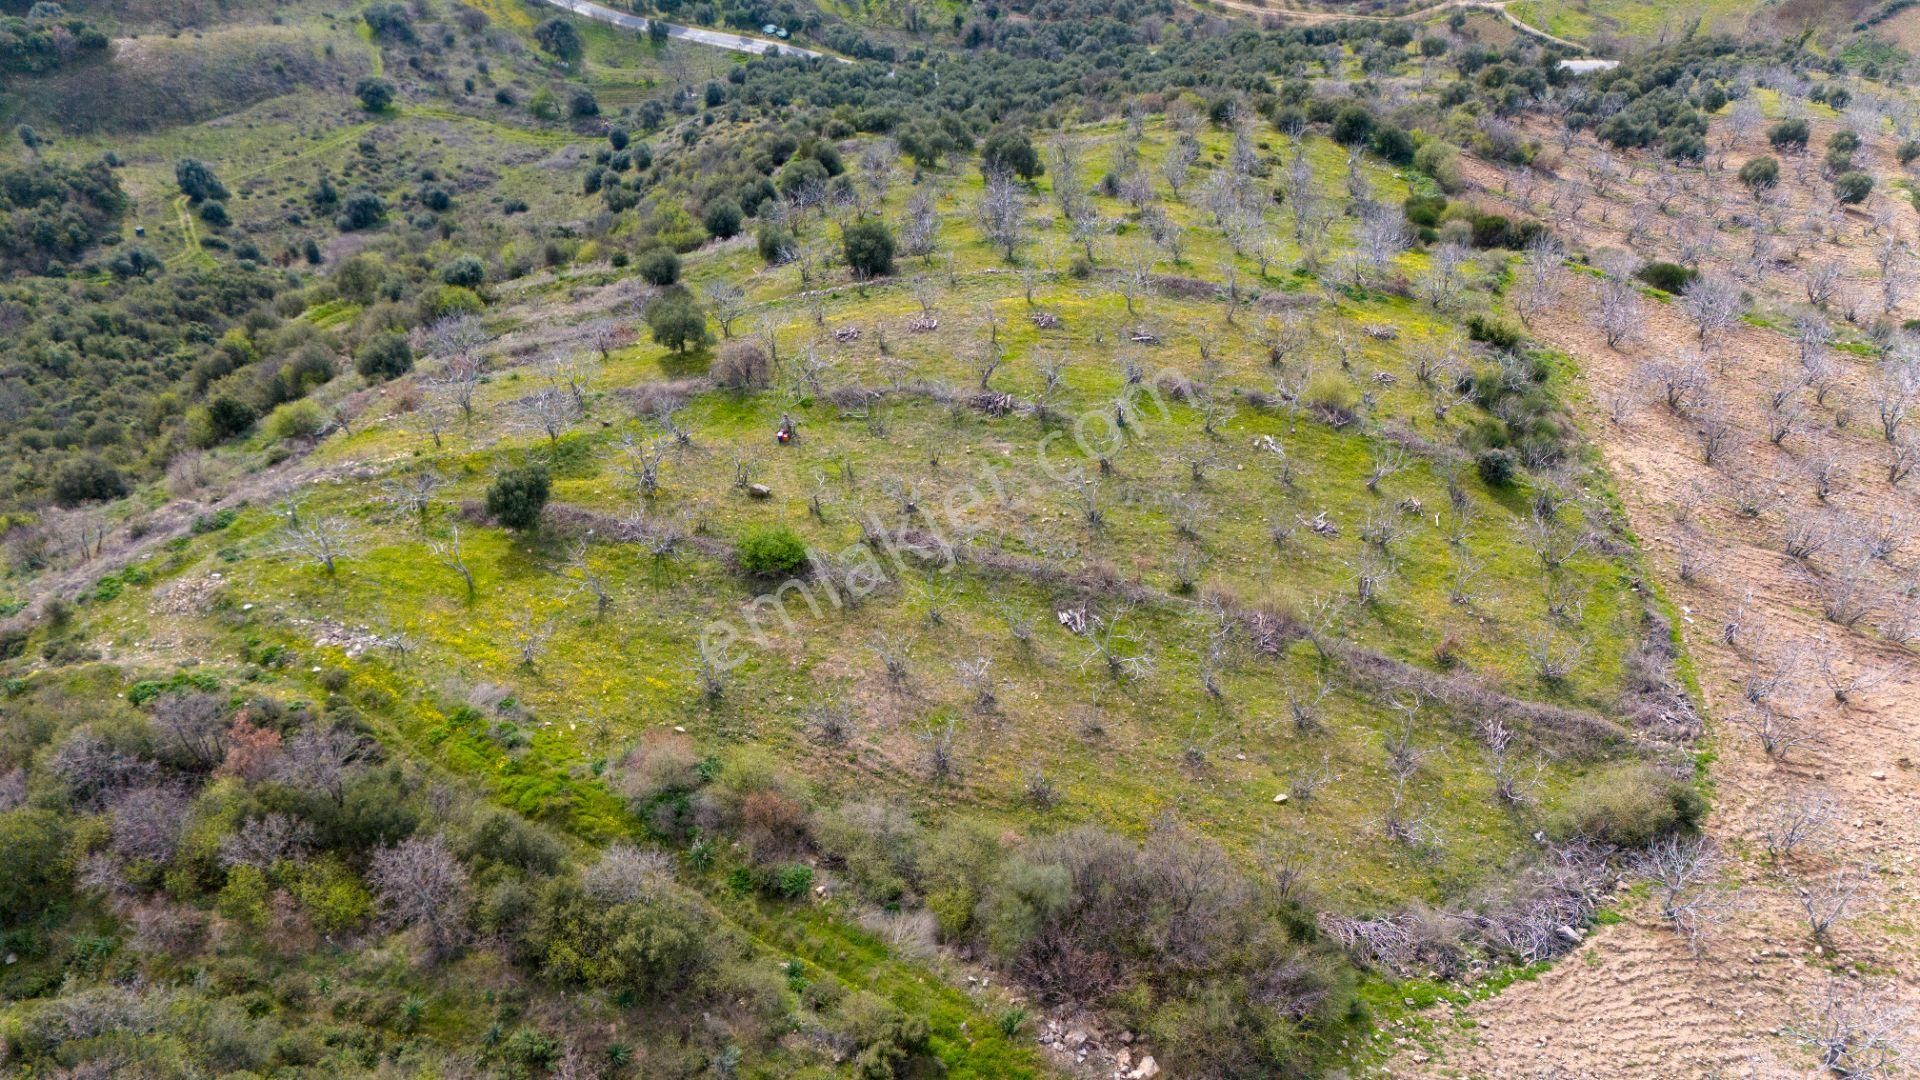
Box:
[1203, 0, 1590, 52]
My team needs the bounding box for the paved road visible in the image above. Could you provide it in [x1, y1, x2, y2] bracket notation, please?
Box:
[535, 0, 844, 61]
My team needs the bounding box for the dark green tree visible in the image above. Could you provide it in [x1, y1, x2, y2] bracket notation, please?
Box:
[488, 464, 551, 531]
[646, 290, 710, 353]
[357, 77, 396, 112]
[842, 218, 895, 279]
[356, 332, 414, 382]
[175, 158, 228, 202]
[980, 129, 1042, 181]
[1737, 155, 1778, 191]
[637, 247, 681, 286]
[703, 199, 743, 239]
[535, 17, 584, 62]
[1834, 171, 1873, 205]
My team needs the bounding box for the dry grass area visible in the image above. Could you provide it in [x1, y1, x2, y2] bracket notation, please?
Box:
[1402, 100, 1920, 1078]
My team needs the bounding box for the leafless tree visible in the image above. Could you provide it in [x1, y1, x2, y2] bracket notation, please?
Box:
[703, 280, 748, 338]
[514, 386, 577, 446]
[1638, 835, 1727, 954]
[1736, 704, 1819, 759]
[1805, 260, 1844, 308]
[382, 467, 443, 525]
[1761, 789, 1836, 864]
[1875, 357, 1919, 444]
[1596, 274, 1642, 350]
[1417, 242, 1471, 311]
[563, 541, 614, 617]
[429, 524, 476, 600]
[693, 636, 730, 702]
[217, 812, 315, 870]
[152, 691, 228, 770]
[901, 188, 940, 262]
[368, 834, 472, 962]
[1080, 606, 1152, 682]
[1161, 134, 1200, 196]
[977, 171, 1027, 262]
[1355, 202, 1410, 287]
[1797, 868, 1869, 942]
[273, 725, 374, 805]
[1788, 979, 1911, 1079]
[1696, 397, 1740, 467]
[1681, 273, 1745, 352]
[276, 513, 355, 575]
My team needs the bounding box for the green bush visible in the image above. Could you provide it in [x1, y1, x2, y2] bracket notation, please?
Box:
[1331, 105, 1374, 146]
[1301, 372, 1360, 425]
[1766, 118, 1808, 151]
[1474, 446, 1517, 487]
[355, 332, 414, 382]
[1833, 171, 1873, 205]
[1550, 762, 1704, 849]
[356, 77, 396, 112]
[830, 992, 934, 1080]
[440, 255, 486, 287]
[645, 290, 710, 353]
[0, 809, 70, 922]
[737, 525, 808, 577]
[51, 455, 127, 506]
[636, 247, 680, 286]
[487, 464, 551, 531]
[1737, 155, 1778, 191]
[1465, 314, 1523, 349]
[980, 128, 1043, 180]
[757, 222, 793, 264]
[1635, 261, 1697, 295]
[263, 399, 328, 443]
[702, 198, 743, 239]
[841, 218, 895, 279]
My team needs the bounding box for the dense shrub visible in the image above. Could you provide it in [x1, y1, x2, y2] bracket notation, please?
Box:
[51, 456, 127, 506]
[440, 255, 486, 287]
[175, 159, 229, 203]
[487, 464, 551, 531]
[1766, 118, 1809, 151]
[1330, 105, 1374, 145]
[841, 218, 895, 278]
[357, 77, 396, 112]
[534, 17, 584, 61]
[713, 340, 771, 391]
[980, 128, 1043, 180]
[0, 157, 127, 272]
[1833, 171, 1873, 205]
[702, 198, 743, 239]
[1475, 446, 1516, 487]
[737, 525, 808, 577]
[1636, 261, 1697, 294]
[637, 247, 681, 286]
[263, 400, 328, 443]
[355, 332, 414, 382]
[757, 222, 794, 264]
[1465, 314, 1523, 349]
[1737, 155, 1778, 191]
[1550, 763, 1704, 848]
[645, 290, 710, 353]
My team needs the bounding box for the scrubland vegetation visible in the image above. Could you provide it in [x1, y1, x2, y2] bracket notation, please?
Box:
[2, 0, 1919, 1076]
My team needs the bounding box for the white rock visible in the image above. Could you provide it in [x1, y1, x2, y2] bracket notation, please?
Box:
[1131, 1056, 1160, 1079]
[1273, 792, 1289, 803]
